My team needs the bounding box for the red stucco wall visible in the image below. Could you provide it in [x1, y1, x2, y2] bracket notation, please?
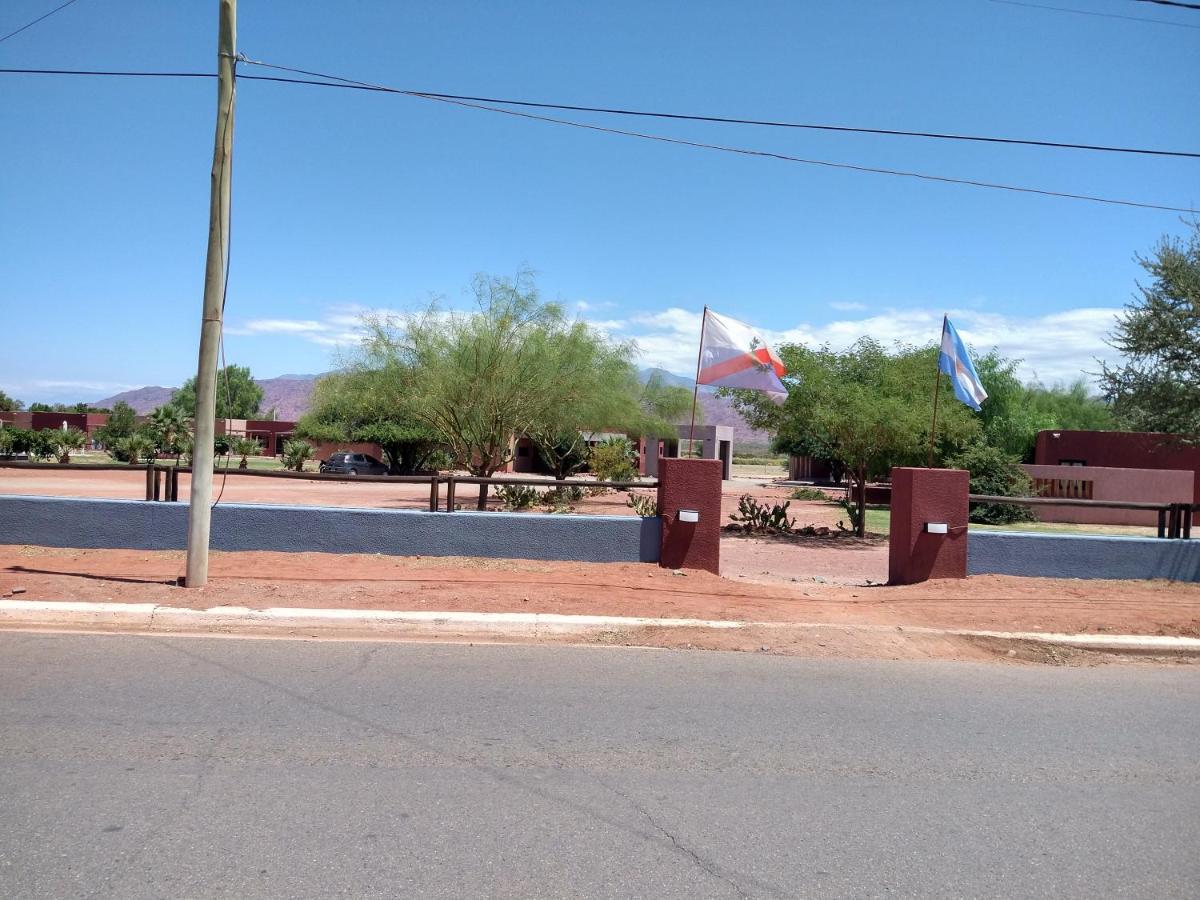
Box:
[1021, 463, 1194, 526]
[888, 467, 969, 585]
[1035, 430, 1200, 522]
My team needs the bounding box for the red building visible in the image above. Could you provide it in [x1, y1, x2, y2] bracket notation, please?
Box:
[1034, 430, 1200, 522]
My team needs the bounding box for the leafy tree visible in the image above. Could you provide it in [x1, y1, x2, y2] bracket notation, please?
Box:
[948, 441, 1036, 525]
[0, 390, 21, 412]
[281, 439, 314, 472]
[50, 428, 88, 463]
[1100, 223, 1200, 434]
[1, 428, 35, 457]
[27, 430, 59, 461]
[297, 369, 442, 475]
[27, 402, 54, 413]
[731, 339, 978, 536]
[173, 364, 264, 420]
[94, 400, 138, 450]
[354, 273, 632, 507]
[974, 353, 1113, 461]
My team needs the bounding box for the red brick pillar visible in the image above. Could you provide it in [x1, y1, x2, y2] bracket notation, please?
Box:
[888, 467, 969, 585]
[657, 457, 722, 574]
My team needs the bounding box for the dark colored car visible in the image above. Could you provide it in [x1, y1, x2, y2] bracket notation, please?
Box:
[319, 452, 389, 476]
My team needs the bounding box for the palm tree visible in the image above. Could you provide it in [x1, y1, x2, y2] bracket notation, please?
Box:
[53, 428, 87, 463]
[231, 437, 260, 469]
[281, 439, 314, 472]
[149, 404, 190, 459]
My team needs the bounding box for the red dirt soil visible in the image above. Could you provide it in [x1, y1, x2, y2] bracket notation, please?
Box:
[2, 545, 1196, 638]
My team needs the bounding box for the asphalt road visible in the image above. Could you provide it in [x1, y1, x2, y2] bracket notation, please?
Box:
[0, 635, 1197, 899]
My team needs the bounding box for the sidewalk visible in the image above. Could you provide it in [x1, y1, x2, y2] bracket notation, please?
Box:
[2, 599, 1198, 665]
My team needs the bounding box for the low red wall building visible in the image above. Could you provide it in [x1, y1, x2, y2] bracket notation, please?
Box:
[1035, 430, 1200, 523]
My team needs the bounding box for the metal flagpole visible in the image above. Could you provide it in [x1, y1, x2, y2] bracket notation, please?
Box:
[687, 306, 708, 457]
[927, 315, 946, 469]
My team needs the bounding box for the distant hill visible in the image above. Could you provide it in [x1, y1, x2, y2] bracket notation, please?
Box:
[94, 375, 321, 419]
[93, 369, 772, 448]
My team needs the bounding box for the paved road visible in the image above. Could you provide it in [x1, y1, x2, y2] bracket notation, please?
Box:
[0, 635, 1196, 899]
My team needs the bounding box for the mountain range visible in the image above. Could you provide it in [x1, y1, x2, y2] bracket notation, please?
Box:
[94, 369, 772, 449]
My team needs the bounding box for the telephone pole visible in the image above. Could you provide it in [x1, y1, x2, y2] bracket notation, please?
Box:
[185, 0, 236, 588]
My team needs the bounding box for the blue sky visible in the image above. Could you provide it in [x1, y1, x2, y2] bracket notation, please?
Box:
[2, 0, 1197, 404]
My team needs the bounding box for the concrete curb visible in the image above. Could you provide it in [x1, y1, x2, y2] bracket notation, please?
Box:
[2, 599, 1198, 657]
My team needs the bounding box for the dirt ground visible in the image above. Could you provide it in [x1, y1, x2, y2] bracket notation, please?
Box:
[0, 466, 817, 518]
[2, 545, 1197, 639]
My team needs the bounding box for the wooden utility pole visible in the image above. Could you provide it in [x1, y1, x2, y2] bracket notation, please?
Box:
[185, 0, 236, 588]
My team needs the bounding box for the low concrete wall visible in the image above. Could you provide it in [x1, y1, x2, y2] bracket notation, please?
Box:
[0, 495, 661, 564]
[1021, 464, 1193, 526]
[969, 530, 1200, 582]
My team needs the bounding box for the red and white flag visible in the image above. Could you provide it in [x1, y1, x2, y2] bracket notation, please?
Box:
[696, 309, 787, 402]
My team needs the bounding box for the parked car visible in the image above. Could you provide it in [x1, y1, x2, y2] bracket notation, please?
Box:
[319, 452, 389, 476]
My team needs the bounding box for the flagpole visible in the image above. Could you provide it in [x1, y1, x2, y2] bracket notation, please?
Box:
[687, 306, 708, 457]
[927, 315, 946, 469]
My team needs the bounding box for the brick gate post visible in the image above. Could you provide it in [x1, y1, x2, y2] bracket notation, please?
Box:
[887, 467, 970, 585]
[656, 457, 722, 574]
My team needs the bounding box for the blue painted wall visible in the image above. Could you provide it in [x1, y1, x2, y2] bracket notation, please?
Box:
[969, 530, 1200, 582]
[0, 495, 661, 564]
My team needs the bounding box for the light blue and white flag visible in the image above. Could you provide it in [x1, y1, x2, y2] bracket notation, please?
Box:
[938, 317, 988, 411]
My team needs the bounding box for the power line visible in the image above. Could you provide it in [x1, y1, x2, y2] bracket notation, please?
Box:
[2, 64, 1194, 212]
[404, 92, 1198, 213]
[989, 0, 1200, 28]
[0, 0, 82, 44]
[1131, 0, 1200, 10]
[238, 58, 1200, 160]
[5, 63, 1198, 160]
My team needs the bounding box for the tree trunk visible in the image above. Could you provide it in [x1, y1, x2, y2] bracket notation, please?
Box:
[855, 467, 867, 537]
[476, 480, 489, 511]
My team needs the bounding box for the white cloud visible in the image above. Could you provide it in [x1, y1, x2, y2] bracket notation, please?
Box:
[597, 306, 1122, 386]
[227, 302, 1122, 388]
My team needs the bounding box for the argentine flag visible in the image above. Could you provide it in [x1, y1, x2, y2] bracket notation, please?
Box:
[938, 317, 988, 411]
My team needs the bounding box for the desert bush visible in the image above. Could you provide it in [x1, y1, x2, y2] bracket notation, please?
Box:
[541, 484, 584, 512]
[948, 442, 1037, 525]
[496, 484, 540, 510]
[589, 437, 638, 482]
[789, 486, 829, 501]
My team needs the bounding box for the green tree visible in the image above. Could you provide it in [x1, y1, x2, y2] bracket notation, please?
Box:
[173, 364, 264, 420]
[731, 339, 978, 536]
[94, 400, 138, 450]
[27, 430, 59, 461]
[297, 369, 442, 475]
[974, 353, 1113, 461]
[354, 273, 639, 507]
[1100, 223, 1200, 434]
[0, 390, 21, 412]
